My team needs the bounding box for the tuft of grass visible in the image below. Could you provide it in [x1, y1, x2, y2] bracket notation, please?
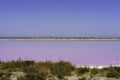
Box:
[1, 60, 120, 79]
[76, 67, 90, 76]
[0, 60, 75, 79]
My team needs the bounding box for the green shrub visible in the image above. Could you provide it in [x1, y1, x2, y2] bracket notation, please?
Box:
[76, 67, 90, 76]
[0, 77, 9, 80]
[18, 77, 26, 80]
[0, 60, 75, 79]
[105, 71, 119, 78]
[0, 72, 10, 80]
[0, 72, 5, 77]
[25, 73, 45, 80]
[51, 61, 75, 79]
[78, 77, 86, 80]
[105, 66, 120, 78]
[90, 68, 98, 76]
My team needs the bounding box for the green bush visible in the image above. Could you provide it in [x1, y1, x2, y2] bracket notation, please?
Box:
[76, 67, 90, 76]
[90, 68, 98, 76]
[25, 73, 45, 80]
[105, 66, 120, 78]
[78, 77, 86, 80]
[0, 72, 10, 80]
[51, 61, 75, 79]
[0, 72, 5, 77]
[0, 77, 9, 80]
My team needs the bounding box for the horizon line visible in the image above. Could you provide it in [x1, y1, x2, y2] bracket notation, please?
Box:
[0, 37, 120, 41]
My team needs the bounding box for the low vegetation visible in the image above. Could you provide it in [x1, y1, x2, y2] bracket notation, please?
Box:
[0, 60, 120, 80]
[0, 60, 75, 80]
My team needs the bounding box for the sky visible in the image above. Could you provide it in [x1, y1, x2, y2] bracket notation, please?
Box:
[0, 0, 120, 66]
[0, 0, 120, 37]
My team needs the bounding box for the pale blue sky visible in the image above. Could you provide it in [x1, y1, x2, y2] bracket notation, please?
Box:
[0, 0, 120, 37]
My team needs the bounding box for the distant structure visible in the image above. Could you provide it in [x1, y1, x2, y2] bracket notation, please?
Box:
[0, 37, 120, 41]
